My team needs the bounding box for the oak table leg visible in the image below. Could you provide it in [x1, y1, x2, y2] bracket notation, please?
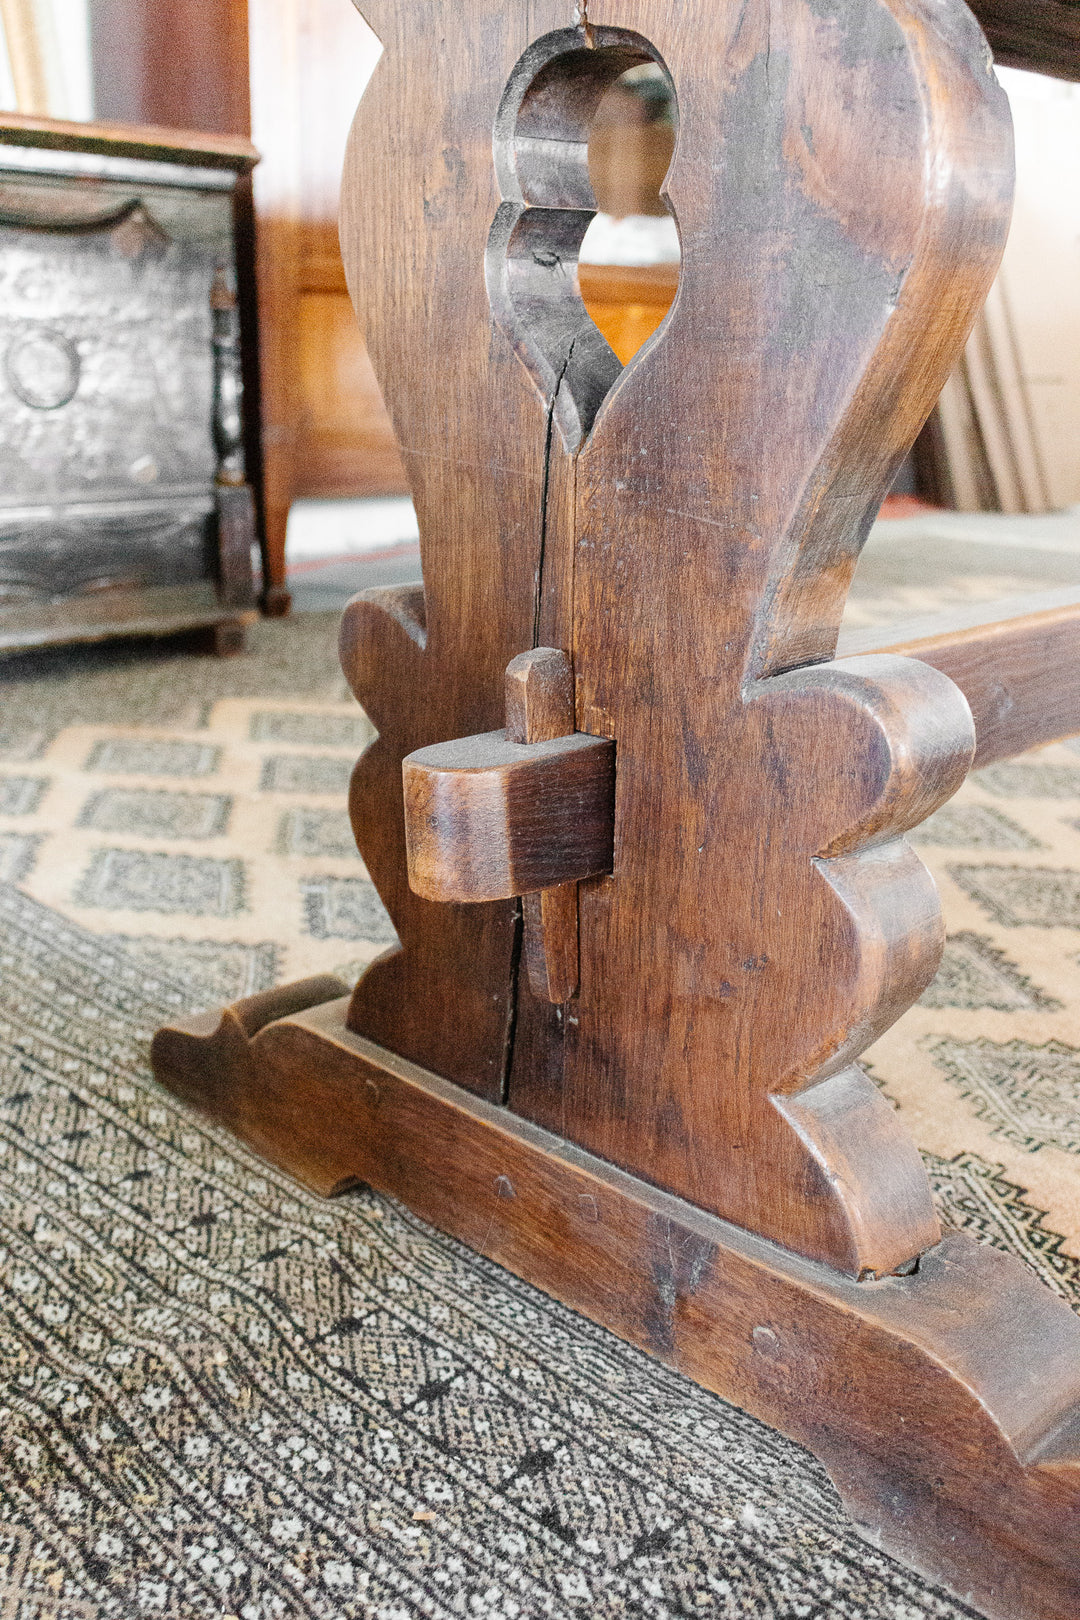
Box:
[149, 1, 1080, 1613]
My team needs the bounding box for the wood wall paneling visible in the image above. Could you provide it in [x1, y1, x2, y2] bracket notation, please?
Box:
[578, 262, 678, 367]
[296, 284, 410, 498]
[89, 0, 251, 133]
[291, 0, 407, 506]
[294, 222, 408, 499]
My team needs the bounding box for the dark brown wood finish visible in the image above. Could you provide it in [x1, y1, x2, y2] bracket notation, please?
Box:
[292, 233, 409, 500]
[839, 586, 1080, 767]
[152, 3, 1080, 1612]
[403, 724, 615, 902]
[506, 649, 584, 1005]
[968, 0, 1080, 82]
[504, 646, 575, 745]
[338, 0, 1010, 1268]
[402, 648, 615, 905]
[153, 987, 1080, 1620]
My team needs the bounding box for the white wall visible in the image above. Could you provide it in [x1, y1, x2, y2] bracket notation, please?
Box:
[0, 0, 92, 119]
[995, 66, 1080, 510]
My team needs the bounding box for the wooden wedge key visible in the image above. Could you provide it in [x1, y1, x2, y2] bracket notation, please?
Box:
[153, 3, 1080, 1614]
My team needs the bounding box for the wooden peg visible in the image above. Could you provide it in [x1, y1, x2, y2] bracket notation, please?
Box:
[505, 649, 582, 1003]
[401, 647, 613, 905]
[522, 885, 579, 1004]
[402, 647, 598, 999]
[504, 647, 574, 744]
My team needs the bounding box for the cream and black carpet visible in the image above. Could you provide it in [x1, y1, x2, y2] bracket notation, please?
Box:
[1, 597, 1079, 1617]
[0, 880, 985, 1620]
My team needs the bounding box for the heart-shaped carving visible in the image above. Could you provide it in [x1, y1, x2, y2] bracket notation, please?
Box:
[486, 26, 679, 449]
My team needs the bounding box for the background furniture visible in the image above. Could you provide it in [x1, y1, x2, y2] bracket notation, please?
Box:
[579, 262, 677, 364]
[75, 0, 1080, 606]
[0, 113, 258, 651]
[86, 0, 697, 598]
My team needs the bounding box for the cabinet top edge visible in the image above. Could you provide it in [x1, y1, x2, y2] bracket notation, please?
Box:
[0, 113, 258, 174]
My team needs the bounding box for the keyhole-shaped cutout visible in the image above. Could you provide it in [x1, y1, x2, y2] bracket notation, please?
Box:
[580, 65, 679, 364]
[487, 28, 679, 451]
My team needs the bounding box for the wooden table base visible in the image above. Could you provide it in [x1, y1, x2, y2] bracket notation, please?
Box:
[153, 979, 1080, 1620]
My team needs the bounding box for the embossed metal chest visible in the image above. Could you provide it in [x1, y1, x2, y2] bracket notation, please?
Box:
[0, 116, 259, 653]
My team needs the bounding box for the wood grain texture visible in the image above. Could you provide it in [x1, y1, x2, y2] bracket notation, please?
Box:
[293, 280, 408, 499]
[338, 0, 1010, 1269]
[839, 587, 1080, 768]
[968, 0, 1080, 82]
[504, 647, 574, 744]
[506, 649, 582, 1003]
[522, 883, 579, 1004]
[403, 726, 615, 902]
[151, 991, 1080, 1620]
[404, 646, 613, 906]
[150, 7, 1080, 1603]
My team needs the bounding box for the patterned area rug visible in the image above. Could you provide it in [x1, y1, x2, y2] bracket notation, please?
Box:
[0, 882, 983, 1620]
[2, 610, 1080, 1615]
[0, 618, 394, 993]
[2, 695, 391, 994]
[0, 615, 349, 739]
[865, 739, 1080, 1279]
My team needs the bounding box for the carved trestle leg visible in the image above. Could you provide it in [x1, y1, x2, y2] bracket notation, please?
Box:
[150, 0, 1080, 1611]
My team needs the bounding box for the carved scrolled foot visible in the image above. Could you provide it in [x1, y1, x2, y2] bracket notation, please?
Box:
[151, 976, 351, 1194]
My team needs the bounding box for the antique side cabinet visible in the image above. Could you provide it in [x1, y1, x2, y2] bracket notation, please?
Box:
[0, 115, 259, 654]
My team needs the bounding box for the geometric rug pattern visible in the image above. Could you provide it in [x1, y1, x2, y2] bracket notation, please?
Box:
[3, 613, 1080, 1613]
[1, 697, 391, 993]
[866, 734, 1080, 1270]
[0, 881, 989, 1619]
